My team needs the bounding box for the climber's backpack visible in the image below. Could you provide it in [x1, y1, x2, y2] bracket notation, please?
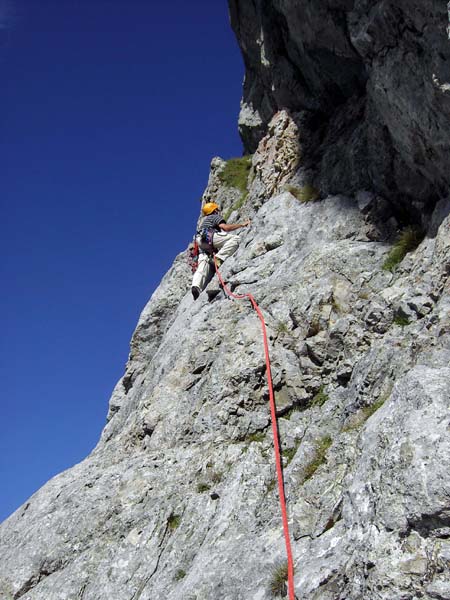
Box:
[188, 239, 200, 273]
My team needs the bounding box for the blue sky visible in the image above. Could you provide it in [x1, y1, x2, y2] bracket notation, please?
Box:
[1, 1, 244, 522]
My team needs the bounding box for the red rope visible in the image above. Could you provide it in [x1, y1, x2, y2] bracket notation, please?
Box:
[213, 256, 295, 600]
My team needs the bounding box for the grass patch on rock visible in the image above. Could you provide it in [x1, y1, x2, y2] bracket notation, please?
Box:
[219, 156, 252, 192]
[167, 512, 181, 530]
[286, 184, 320, 203]
[343, 395, 388, 432]
[269, 561, 288, 598]
[280, 387, 328, 420]
[266, 478, 277, 493]
[360, 397, 386, 421]
[280, 403, 301, 420]
[220, 156, 252, 220]
[382, 226, 424, 272]
[174, 569, 186, 581]
[247, 431, 266, 443]
[282, 441, 300, 466]
[393, 314, 410, 326]
[303, 435, 332, 482]
[311, 386, 328, 407]
[196, 482, 211, 493]
[275, 320, 290, 335]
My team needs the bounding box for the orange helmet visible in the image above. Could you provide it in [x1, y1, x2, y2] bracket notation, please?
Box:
[202, 202, 219, 216]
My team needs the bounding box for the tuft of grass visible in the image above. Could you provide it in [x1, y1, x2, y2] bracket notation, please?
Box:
[174, 568, 186, 581]
[393, 314, 410, 327]
[343, 395, 388, 432]
[269, 562, 289, 598]
[167, 513, 181, 530]
[266, 478, 277, 493]
[360, 397, 386, 421]
[220, 156, 253, 220]
[276, 320, 290, 335]
[303, 436, 332, 482]
[247, 431, 266, 443]
[382, 226, 424, 272]
[280, 403, 301, 420]
[311, 386, 328, 407]
[286, 184, 320, 203]
[282, 444, 299, 466]
[196, 482, 211, 493]
[219, 156, 252, 193]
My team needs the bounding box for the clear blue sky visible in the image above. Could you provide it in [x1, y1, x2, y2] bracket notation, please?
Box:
[1, 0, 243, 522]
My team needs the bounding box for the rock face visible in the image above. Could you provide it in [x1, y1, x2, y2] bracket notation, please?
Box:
[1, 8, 450, 600]
[229, 0, 450, 214]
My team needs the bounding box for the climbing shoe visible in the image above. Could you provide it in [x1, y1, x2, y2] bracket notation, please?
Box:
[191, 286, 201, 300]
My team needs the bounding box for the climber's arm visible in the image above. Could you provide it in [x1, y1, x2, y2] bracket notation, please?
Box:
[219, 220, 251, 232]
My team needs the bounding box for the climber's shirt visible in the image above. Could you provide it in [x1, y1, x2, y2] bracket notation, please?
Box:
[197, 213, 225, 254]
[200, 213, 225, 231]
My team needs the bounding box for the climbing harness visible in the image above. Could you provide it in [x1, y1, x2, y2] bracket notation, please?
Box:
[212, 255, 296, 600]
[197, 227, 215, 254]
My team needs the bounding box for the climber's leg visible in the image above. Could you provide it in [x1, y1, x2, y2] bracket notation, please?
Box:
[213, 232, 239, 263]
[191, 253, 212, 298]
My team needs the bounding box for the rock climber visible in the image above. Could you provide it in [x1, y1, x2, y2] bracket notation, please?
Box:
[191, 202, 251, 300]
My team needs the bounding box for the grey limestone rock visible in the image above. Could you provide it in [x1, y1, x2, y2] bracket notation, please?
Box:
[0, 172, 448, 599]
[229, 0, 450, 213]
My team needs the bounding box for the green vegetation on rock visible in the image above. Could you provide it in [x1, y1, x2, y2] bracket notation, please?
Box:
[303, 435, 332, 482]
[269, 561, 288, 598]
[360, 397, 387, 421]
[280, 387, 329, 420]
[286, 184, 320, 203]
[343, 395, 388, 432]
[196, 482, 211, 493]
[220, 156, 252, 219]
[311, 386, 328, 407]
[247, 431, 266, 443]
[275, 320, 290, 335]
[219, 156, 252, 193]
[266, 478, 277, 493]
[282, 440, 300, 466]
[167, 513, 181, 530]
[382, 226, 424, 271]
[174, 569, 186, 581]
[393, 314, 410, 327]
[280, 404, 301, 420]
